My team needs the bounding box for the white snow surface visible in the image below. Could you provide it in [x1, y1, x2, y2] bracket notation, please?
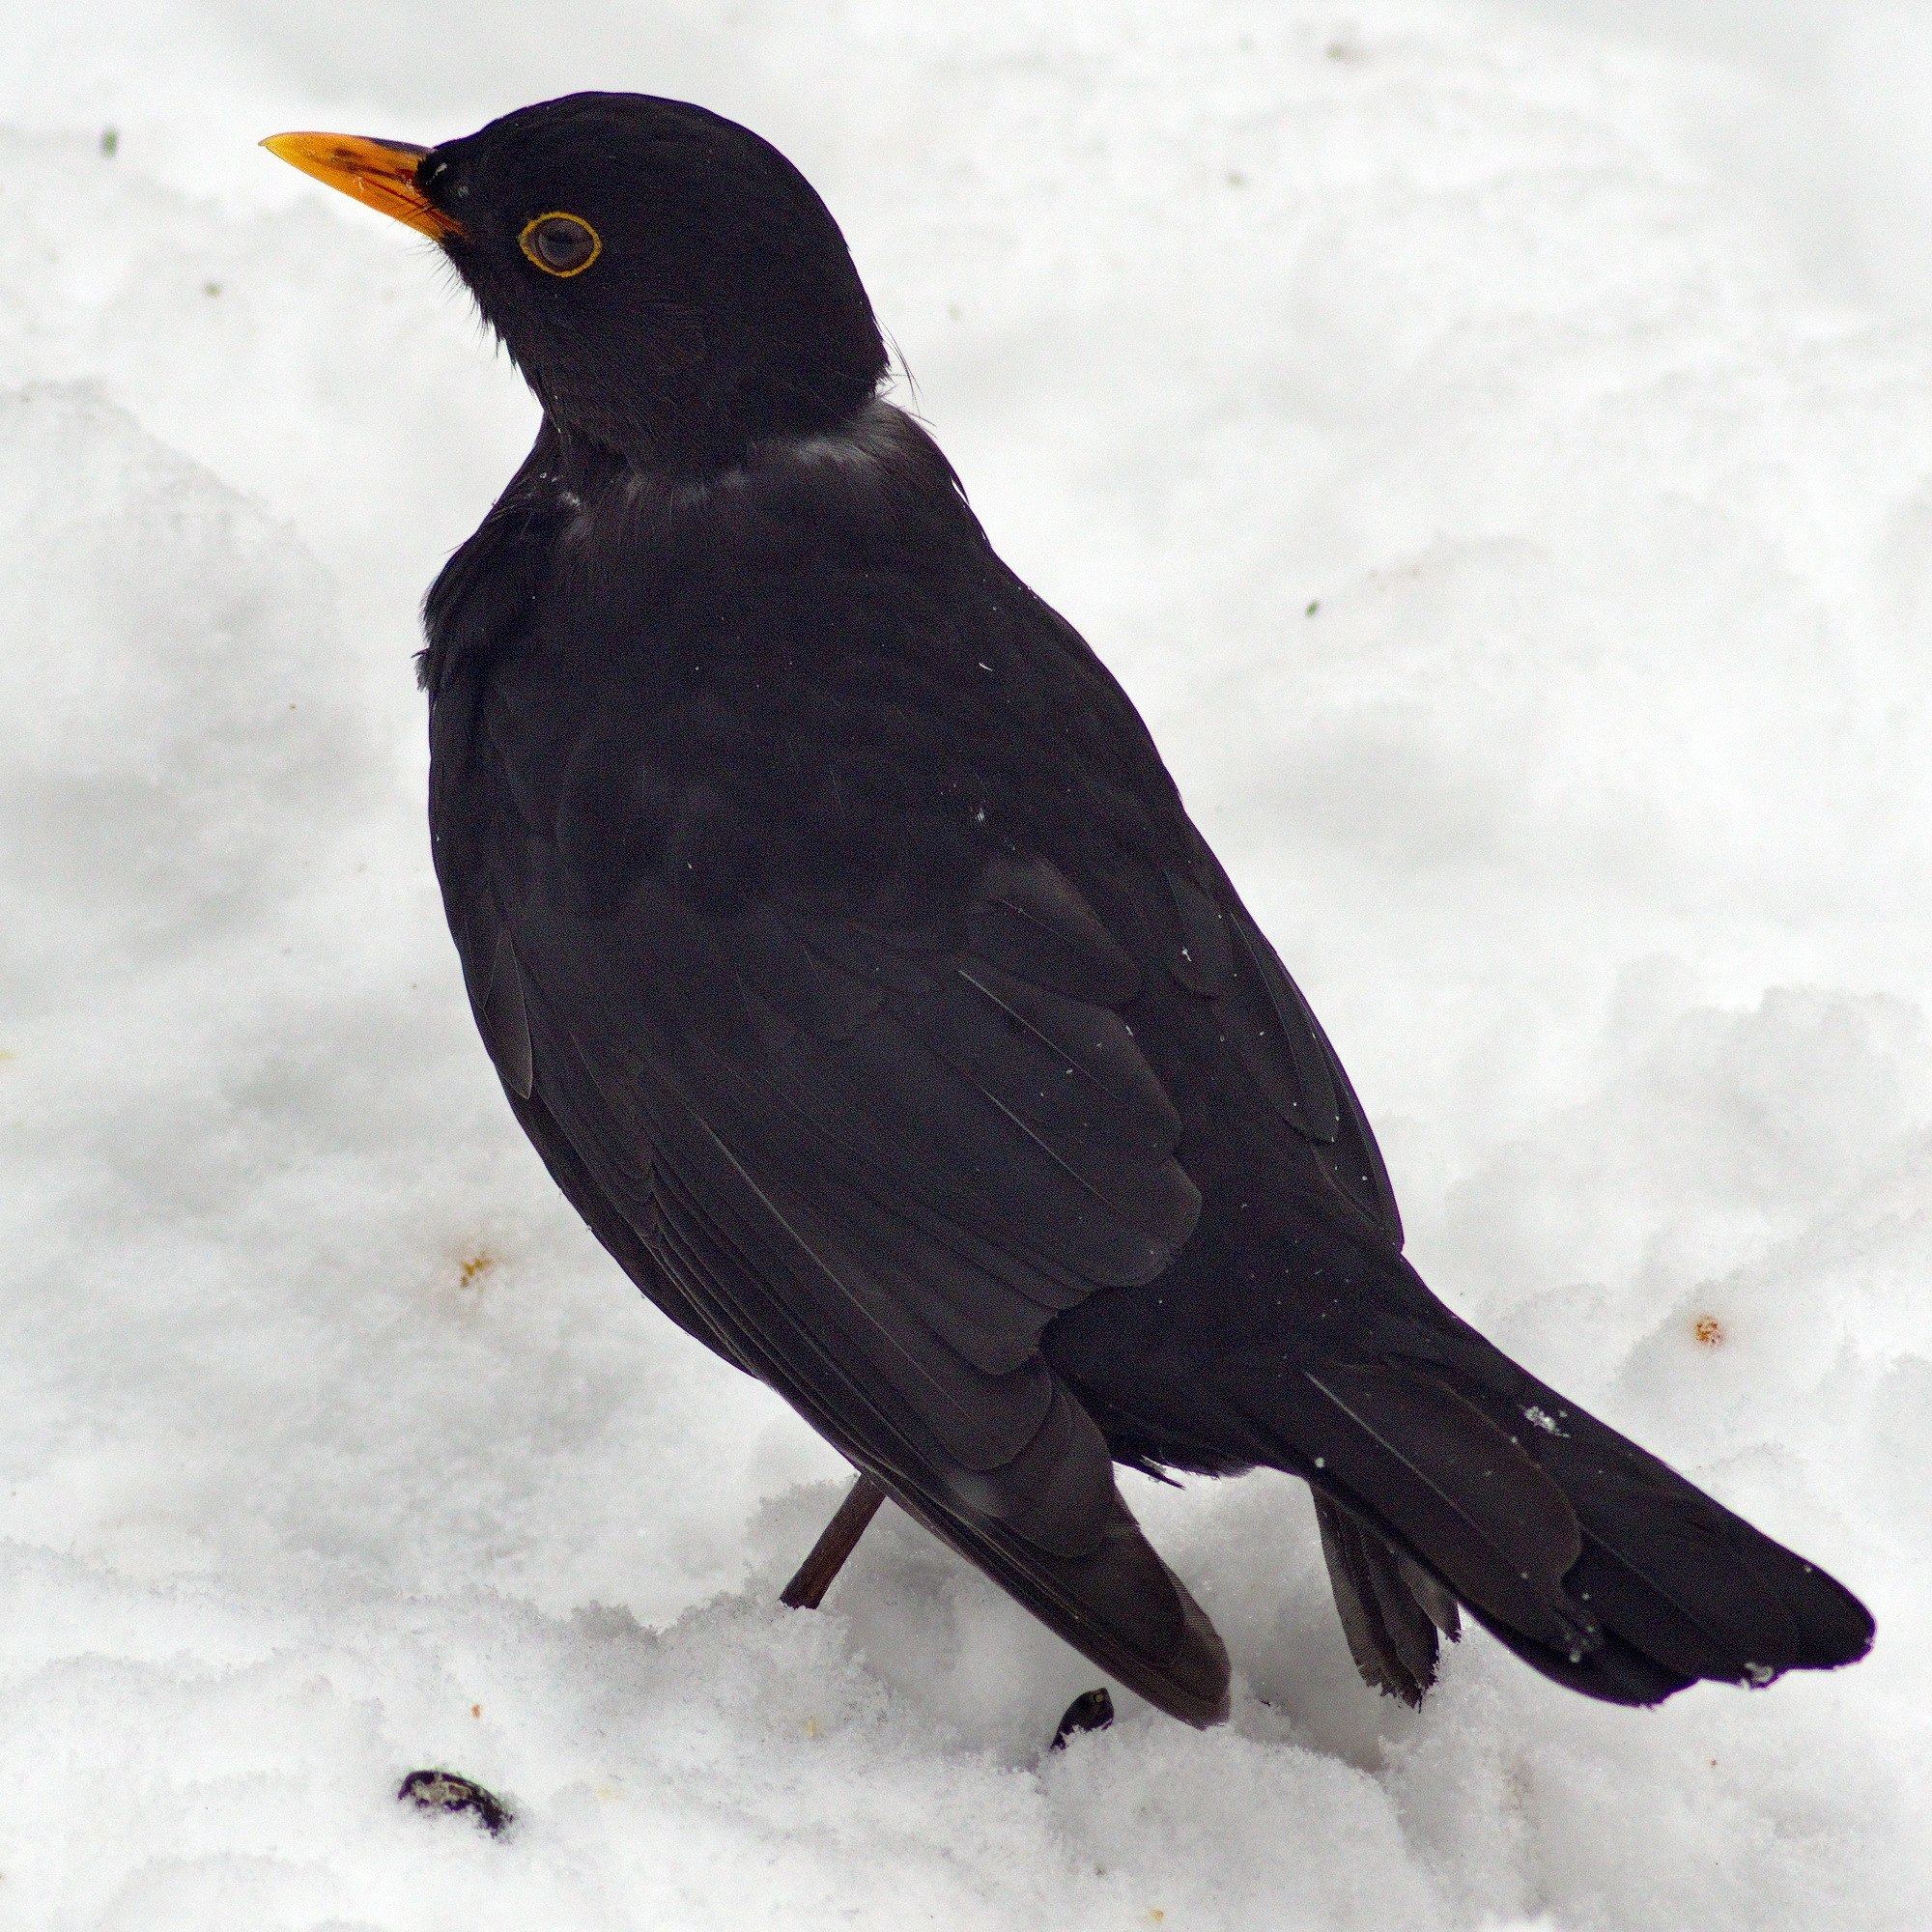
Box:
[2, 2, 1928, 1925]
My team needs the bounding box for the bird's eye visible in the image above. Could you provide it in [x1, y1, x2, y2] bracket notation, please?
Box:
[518, 213, 601, 277]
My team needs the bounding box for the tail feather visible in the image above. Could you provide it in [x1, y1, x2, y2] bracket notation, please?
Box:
[1520, 1393, 1873, 1685]
[1248, 1346, 1871, 1707]
[1314, 1492, 1459, 1706]
[1472, 1603, 1696, 1705]
[1289, 1362, 1594, 1656]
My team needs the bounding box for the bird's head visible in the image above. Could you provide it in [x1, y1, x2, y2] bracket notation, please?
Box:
[266, 93, 889, 475]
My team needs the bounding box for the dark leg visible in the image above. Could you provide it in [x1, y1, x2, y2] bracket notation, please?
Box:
[780, 1471, 888, 1609]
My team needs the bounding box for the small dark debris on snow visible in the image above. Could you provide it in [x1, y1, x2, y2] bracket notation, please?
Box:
[397, 1767, 513, 1836]
[99, 128, 118, 158]
[1051, 1688, 1115, 1749]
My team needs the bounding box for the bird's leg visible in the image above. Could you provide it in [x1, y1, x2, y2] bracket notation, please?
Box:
[780, 1471, 887, 1609]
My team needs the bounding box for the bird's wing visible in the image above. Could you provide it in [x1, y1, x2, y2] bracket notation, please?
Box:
[464, 810, 1230, 1719]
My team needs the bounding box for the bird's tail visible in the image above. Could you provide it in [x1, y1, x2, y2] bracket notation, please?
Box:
[1225, 1323, 1873, 1707]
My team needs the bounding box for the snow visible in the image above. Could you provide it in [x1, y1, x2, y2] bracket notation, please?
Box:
[1, 1, 1928, 1924]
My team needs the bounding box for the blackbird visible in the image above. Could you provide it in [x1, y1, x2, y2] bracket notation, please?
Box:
[266, 94, 1872, 1724]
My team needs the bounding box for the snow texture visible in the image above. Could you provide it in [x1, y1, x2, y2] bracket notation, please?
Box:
[1, 1, 1928, 1925]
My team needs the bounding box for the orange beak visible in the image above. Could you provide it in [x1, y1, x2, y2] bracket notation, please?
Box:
[261, 131, 464, 241]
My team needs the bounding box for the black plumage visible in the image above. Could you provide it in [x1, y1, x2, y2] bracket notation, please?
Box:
[270, 93, 1872, 1724]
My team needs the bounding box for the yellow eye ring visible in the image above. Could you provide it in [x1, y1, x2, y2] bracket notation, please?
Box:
[518, 212, 602, 277]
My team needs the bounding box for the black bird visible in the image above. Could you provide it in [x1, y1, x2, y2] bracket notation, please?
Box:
[266, 96, 1872, 1724]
